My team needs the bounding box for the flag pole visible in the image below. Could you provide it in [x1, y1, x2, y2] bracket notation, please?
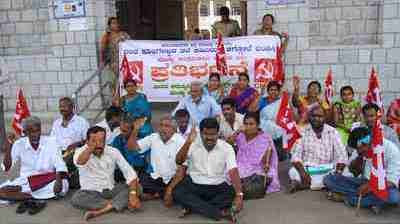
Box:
[355, 194, 362, 217]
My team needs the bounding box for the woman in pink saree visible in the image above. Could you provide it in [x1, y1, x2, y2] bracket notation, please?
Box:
[231, 112, 280, 197]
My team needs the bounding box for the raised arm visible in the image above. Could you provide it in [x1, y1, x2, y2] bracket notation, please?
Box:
[292, 76, 301, 108]
[75, 146, 94, 166]
[176, 127, 196, 165]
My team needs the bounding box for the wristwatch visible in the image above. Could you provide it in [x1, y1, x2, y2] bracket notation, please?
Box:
[129, 190, 138, 195]
[236, 192, 244, 198]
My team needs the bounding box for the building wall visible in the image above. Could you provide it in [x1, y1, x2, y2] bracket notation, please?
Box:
[0, 0, 116, 130]
[247, 0, 400, 106]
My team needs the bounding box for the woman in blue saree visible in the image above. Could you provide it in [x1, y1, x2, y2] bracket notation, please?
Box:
[229, 72, 260, 114]
[112, 79, 153, 176]
[259, 81, 287, 161]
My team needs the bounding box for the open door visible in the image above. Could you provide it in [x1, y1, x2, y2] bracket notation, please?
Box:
[155, 0, 184, 40]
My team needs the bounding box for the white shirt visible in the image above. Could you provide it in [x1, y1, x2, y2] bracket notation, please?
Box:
[96, 119, 121, 145]
[218, 113, 244, 139]
[73, 145, 138, 192]
[177, 123, 192, 140]
[138, 133, 185, 183]
[186, 137, 237, 185]
[50, 114, 90, 151]
[11, 136, 68, 178]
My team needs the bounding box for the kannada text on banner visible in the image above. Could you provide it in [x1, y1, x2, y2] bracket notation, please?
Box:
[119, 35, 281, 102]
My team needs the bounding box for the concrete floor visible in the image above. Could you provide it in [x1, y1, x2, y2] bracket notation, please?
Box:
[1, 102, 400, 224]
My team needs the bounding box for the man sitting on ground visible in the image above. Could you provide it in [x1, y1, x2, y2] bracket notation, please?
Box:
[173, 118, 243, 221]
[324, 127, 400, 214]
[289, 104, 348, 193]
[217, 97, 244, 140]
[71, 126, 141, 221]
[96, 106, 123, 145]
[126, 116, 187, 206]
[0, 116, 68, 215]
[174, 109, 192, 140]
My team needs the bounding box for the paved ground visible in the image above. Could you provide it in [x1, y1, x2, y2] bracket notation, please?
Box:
[1, 103, 400, 224]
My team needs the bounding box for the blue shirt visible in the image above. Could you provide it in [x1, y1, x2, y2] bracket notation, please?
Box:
[173, 95, 221, 126]
[111, 134, 149, 169]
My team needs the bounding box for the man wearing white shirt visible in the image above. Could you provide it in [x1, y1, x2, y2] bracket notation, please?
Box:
[95, 106, 122, 145]
[0, 116, 68, 215]
[50, 97, 90, 188]
[174, 109, 192, 140]
[71, 126, 141, 221]
[173, 118, 243, 221]
[218, 97, 244, 140]
[127, 116, 187, 206]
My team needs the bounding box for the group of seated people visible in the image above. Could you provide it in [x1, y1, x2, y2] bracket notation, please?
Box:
[1, 73, 400, 221]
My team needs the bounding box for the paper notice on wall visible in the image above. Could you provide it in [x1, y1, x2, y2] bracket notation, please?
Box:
[68, 18, 88, 31]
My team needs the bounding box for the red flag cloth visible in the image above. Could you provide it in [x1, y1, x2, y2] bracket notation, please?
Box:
[216, 32, 228, 76]
[366, 119, 389, 201]
[11, 89, 31, 136]
[276, 91, 301, 151]
[28, 172, 57, 192]
[324, 69, 334, 105]
[273, 45, 285, 86]
[365, 67, 384, 115]
[119, 54, 133, 93]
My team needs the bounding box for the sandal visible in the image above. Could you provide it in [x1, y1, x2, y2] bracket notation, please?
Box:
[28, 200, 46, 215]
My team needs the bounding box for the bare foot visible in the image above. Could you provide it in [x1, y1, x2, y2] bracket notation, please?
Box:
[84, 211, 98, 221]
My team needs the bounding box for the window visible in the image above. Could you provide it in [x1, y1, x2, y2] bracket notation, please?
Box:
[214, 4, 224, 16]
[200, 4, 209, 17]
[232, 6, 241, 16]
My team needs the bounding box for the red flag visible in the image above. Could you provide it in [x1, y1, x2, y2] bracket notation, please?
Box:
[276, 91, 301, 151]
[365, 67, 383, 115]
[273, 45, 285, 85]
[216, 32, 228, 76]
[324, 68, 334, 105]
[367, 119, 389, 201]
[12, 89, 31, 136]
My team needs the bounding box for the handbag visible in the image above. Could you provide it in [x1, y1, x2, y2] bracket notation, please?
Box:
[241, 174, 267, 200]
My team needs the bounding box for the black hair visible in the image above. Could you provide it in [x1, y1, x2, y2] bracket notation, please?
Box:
[348, 127, 371, 148]
[221, 97, 236, 108]
[175, 109, 190, 118]
[307, 81, 322, 93]
[199, 118, 220, 132]
[267, 80, 282, 91]
[244, 112, 260, 125]
[220, 6, 230, 16]
[194, 28, 200, 34]
[124, 79, 137, 89]
[340, 85, 354, 96]
[105, 106, 123, 122]
[262, 14, 275, 24]
[107, 17, 118, 26]
[238, 72, 250, 82]
[362, 103, 380, 115]
[86, 126, 107, 141]
[209, 72, 221, 82]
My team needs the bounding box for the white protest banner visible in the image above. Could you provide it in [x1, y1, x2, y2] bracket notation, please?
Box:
[119, 35, 281, 102]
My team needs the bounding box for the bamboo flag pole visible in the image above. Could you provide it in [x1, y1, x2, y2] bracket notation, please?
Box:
[356, 194, 362, 217]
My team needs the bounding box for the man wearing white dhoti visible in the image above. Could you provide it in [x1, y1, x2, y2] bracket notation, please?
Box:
[0, 116, 69, 215]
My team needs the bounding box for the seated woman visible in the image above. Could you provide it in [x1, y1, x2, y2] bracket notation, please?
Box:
[231, 112, 280, 199]
[332, 85, 362, 144]
[259, 81, 287, 161]
[229, 72, 260, 114]
[387, 98, 400, 138]
[292, 77, 330, 128]
[203, 72, 225, 103]
[113, 79, 153, 139]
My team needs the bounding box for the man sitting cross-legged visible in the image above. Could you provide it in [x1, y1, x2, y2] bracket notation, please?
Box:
[126, 116, 187, 206]
[70, 126, 141, 221]
[173, 118, 243, 221]
[324, 127, 400, 214]
[0, 116, 69, 215]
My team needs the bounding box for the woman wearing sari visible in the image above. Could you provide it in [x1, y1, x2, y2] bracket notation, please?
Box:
[229, 72, 260, 114]
[332, 86, 362, 144]
[259, 81, 287, 161]
[99, 17, 131, 90]
[113, 79, 153, 139]
[203, 72, 225, 103]
[232, 112, 280, 199]
[387, 98, 400, 137]
[292, 78, 330, 128]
